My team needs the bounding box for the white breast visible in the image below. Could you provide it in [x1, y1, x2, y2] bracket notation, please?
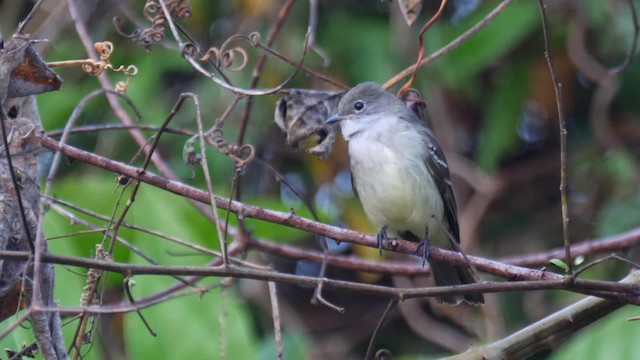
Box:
[347, 121, 444, 239]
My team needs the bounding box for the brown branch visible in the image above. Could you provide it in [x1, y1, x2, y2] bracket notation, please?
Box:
[1, 250, 639, 306]
[236, 0, 297, 145]
[384, 0, 514, 89]
[447, 271, 640, 359]
[268, 282, 283, 360]
[397, 0, 448, 96]
[537, 0, 572, 273]
[39, 135, 640, 280]
[501, 227, 640, 267]
[37, 135, 556, 282]
[66, 0, 172, 177]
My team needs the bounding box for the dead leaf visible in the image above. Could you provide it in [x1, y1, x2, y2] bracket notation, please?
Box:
[398, 0, 423, 26]
[0, 37, 62, 101]
[274, 89, 344, 159]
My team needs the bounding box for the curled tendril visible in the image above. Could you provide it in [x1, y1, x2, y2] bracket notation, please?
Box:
[143, 1, 160, 20]
[199, 46, 248, 71]
[81, 61, 105, 76]
[116, 0, 190, 51]
[205, 126, 255, 167]
[174, 0, 192, 19]
[94, 41, 114, 62]
[197, 33, 255, 71]
[47, 41, 138, 94]
[222, 47, 248, 71]
[181, 43, 199, 58]
[248, 32, 261, 46]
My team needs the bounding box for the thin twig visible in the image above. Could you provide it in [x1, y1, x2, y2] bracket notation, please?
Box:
[16, 0, 44, 34]
[571, 254, 640, 279]
[5, 250, 640, 304]
[0, 104, 34, 252]
[268, 282, 283, 360]
[66, 0, 174, 181]
[46, 123, 191, 137]
[365, 299, 398, 360]
[0, 309, 33, 341]
[397, 0, 448, 96]
[537, 0, 572, 274]
[384, 0, 513, 89]
[124, 277, 157, 336]
[236, 0, 297, 145]
[191, 93, 230, 265]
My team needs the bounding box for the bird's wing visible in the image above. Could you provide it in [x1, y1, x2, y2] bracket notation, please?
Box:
[422, 127, 460, 243]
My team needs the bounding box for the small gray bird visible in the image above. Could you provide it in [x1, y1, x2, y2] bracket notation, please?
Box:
[326, 82, 483, 305]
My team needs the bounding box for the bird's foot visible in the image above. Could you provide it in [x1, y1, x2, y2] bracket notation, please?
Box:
[376, 226, 389, 256]
[414, 229, 431, 267]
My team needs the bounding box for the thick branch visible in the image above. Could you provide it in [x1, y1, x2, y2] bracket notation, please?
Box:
[446, 270, 640, 359]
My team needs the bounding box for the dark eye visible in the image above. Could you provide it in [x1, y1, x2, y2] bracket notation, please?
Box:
[353, 100, 365, 112]
[8, 106, 18, 119]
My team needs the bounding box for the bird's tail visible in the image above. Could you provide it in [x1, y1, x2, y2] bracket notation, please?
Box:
[429, 258, 484, 305]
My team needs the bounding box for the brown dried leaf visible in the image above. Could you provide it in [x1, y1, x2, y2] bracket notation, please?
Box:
[274, 89, 344, 159]
[398, 0, 423, 26]
[0, 37, 62, 101]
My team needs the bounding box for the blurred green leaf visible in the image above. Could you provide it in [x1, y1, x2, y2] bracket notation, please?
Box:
[596, 193, 640, 237]
[319, 11, 394, 84]
[476, 60, 531, 171]
[552, 306, 640, 360]
[427, 0, 539, 89]
[258, 331, 309, 360]
[602, 150, 637, 184]
[43, 175, 258, 358]
[125, 282, 257, 359]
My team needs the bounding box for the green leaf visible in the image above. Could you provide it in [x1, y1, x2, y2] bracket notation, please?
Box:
[595, 193, 640, 237]
[549, 259, 569, 272]
[318, 11, 395, 84]
[602, 150, 637, 184]
[258, 331, 309, 360]
[426, 0, 539, 89]
[552, 306, 640, 360]
[43, 175, 259, 358]
[476, 61, 531, 171]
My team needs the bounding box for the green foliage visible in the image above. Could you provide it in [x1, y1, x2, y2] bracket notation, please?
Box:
[601, 150, 637, 185]
[476, 60, 531, 171]
[551, 306, 640, 360]
[40, 176, 264, 358]
[318, 11, 395, 84]
[257, 331, 308, 360]
[426, 0, 539, 90]
[596, 193, 640, 238]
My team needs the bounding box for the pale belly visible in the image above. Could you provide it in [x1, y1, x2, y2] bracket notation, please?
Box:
[350, 142, 444, 239]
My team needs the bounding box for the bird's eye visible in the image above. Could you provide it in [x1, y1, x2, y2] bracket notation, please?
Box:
[353, 100, 365, 112]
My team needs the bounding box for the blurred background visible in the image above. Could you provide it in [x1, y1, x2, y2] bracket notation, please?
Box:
[1, 0, 640, 359]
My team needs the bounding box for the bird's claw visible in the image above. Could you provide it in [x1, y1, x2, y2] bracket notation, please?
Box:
[414, 229, 431, 267]
[376, 226, 389, 256]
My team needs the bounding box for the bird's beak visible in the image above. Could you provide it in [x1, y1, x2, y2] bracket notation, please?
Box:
[325, 113, 344, 124]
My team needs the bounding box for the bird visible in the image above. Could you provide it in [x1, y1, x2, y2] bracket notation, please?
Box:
[326, 82, 483, 305]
